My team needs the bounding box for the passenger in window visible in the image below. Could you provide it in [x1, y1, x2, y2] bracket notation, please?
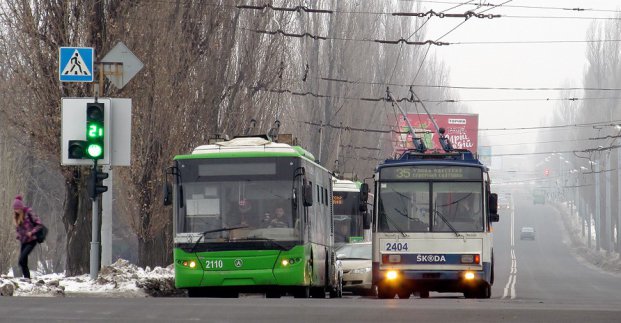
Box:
[261, 211, 272, 228]
[335, 221, 350, 243]
[234, 199, 258, 228]
[267, 206, 290, 228]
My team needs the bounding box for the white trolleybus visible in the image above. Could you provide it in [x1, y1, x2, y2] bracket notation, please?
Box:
[370, 147, 500, 299]
[333, 178, 371, 245]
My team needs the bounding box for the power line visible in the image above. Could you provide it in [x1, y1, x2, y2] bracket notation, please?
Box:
[123, 1, 621, 22]
[244, 27, 451, 45]
[501, 14, 621, 21]
[453, 39, 621, 45]
[236, 4, 333, 14]
[480, 121, 621, 131]
[306, 75, 621, 92]
[413, 0, 621, 14]
[251, 85, 621, 103]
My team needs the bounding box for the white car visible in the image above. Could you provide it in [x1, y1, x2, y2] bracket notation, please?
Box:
[520, 226, 535, 240]
[336, 242, 375, 296]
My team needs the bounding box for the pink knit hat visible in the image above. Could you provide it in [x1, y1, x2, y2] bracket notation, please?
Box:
[12, 195, 25, 210]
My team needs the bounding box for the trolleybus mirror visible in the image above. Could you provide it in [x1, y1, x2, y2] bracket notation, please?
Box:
[359, 183, 369, 212]
[489, 193, 498, 214]
[163, 181, 172, 206]
[303, 178, 313, 207]
[360, 182, 369, 200]
[363, 209, 372, 230]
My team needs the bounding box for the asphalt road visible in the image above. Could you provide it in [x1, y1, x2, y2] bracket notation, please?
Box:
[2, 188, 621, 322]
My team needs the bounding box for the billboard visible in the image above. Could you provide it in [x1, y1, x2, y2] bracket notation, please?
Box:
[393, 113, 478, 154]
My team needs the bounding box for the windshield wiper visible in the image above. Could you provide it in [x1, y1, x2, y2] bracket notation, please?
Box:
[339, 257, 371, 260]
[383, 209, 407, 237]
[190, 225, 249, 252]
[234, 236, 289, 251]
[432, 209, 463, 238]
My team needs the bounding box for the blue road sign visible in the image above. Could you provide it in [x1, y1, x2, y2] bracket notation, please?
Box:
[59, 47, 94, 82]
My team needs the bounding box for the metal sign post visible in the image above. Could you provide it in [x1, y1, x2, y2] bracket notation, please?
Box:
[90, 160, 100, 280]
[60, 42, 141, 280]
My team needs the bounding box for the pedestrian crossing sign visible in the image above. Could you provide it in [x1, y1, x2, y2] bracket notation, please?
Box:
[59, 47, 94, 82]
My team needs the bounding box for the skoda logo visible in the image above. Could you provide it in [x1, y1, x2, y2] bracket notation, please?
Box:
[234, 259, 243, 268]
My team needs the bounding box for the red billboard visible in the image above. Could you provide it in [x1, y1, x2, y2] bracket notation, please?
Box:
[393, 113, 478, 154]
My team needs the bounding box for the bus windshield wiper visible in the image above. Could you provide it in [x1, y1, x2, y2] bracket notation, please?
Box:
[384, 209, 407, 237]
[190, 225, 249, 252]
[432, 209, 462, 238]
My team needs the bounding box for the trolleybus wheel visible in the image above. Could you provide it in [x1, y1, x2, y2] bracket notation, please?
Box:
[377, 286, 396, 299]
[294, 286, 310, 298]
[329, 276, 343, 298]
[477, 284, 491, 299]
[187, 288, 204, 298]
[419, 290, 430, 298]
[311, 287, 326, 298]
[397, 289, 411, 299]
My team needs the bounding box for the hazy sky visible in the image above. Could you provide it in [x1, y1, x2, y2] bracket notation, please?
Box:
[420, 0, 620, 151]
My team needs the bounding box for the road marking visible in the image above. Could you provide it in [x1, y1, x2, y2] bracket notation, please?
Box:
[502, 208, 517, 299]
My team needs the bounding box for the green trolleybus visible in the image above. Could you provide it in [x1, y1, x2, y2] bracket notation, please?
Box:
[164, 136, 341, 298]
[371, 149, 500, 299]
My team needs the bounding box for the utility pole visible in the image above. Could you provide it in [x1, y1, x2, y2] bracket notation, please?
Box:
[605, 152, 612, 252]
[595, 160, 601, 251]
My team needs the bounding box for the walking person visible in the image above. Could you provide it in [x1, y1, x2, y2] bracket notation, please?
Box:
[13, 195, 43, 279]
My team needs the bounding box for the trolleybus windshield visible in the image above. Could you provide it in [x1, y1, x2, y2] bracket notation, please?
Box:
[378, 166, 484, 233]
[175, 157, 298, 241]
[333, 191, 364, 243]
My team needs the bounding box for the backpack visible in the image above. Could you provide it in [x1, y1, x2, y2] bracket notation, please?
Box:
[28, 212, 48, 243]
[35, 225, 48, 243]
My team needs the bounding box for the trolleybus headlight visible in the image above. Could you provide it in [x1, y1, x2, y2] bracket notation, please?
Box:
[386, 270, 399, 281]
[464, 271, 475, 280]
[189, 261, 197, 268]
[280, 258, 298, 267]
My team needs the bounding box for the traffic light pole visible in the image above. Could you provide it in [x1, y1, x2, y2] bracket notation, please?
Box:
[90, 160, 101, 280]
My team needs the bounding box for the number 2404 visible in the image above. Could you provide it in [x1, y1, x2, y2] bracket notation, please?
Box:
[385, 242, 408, 251]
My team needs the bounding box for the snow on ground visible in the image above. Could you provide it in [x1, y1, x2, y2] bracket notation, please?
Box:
[0, 259, 184, 297]
[556, 201, 621, 275]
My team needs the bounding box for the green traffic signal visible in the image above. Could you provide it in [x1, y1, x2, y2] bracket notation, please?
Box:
[87, 143, 103, 158]
[86, 102, 104, 159]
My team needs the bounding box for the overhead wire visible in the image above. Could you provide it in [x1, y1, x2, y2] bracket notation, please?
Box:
[412, 0, 621, 14]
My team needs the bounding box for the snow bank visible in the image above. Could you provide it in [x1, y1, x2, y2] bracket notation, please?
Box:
[0, 259, 183, 297]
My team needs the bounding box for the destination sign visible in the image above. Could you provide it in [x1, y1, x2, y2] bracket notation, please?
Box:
[381, 166, 482, 181]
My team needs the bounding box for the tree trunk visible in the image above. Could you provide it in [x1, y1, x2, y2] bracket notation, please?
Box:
[138, 222, 172, 267]
[63, 171, 92, 276]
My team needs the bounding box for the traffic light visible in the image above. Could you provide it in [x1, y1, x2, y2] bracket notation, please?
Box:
[68, 140, 88, 159]
[85, 102, 105, 159]
[87, 167, 109, 199]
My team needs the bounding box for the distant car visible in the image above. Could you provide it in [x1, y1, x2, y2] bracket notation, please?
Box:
[520, 226, 535, 240]
[336, 242, 375, 296]
[499, 193, 511, 209]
